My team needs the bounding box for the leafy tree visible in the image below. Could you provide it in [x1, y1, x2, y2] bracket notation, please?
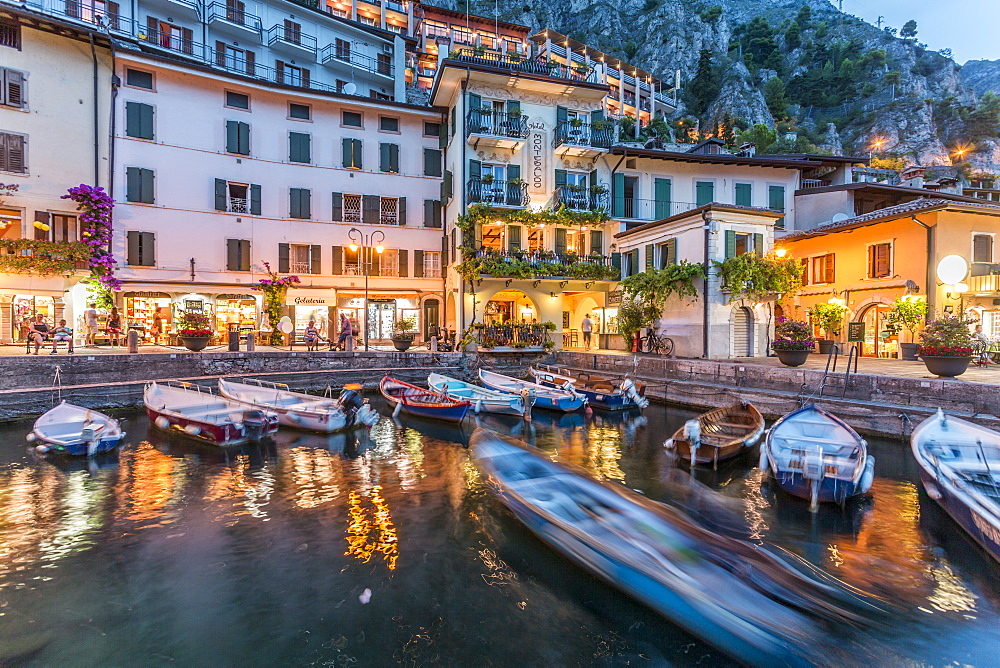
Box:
[738, 17, 783, 73]
[683, 49, 722, 116]
[795, 4, 812, 28]
[735, 124, 778, 153]
[885, 71, 901, 86]
[966, 92, 1000, 142]
[784, 22, 801, 50]
[900, 19, 918, 40]
[764, 76, 789, 119]
[700, 5, 722, 22]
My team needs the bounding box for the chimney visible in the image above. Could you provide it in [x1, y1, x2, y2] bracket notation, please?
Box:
[900, 165, 925, 189]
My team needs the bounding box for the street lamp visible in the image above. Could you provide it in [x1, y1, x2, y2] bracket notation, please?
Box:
[348, 227, 385, 351]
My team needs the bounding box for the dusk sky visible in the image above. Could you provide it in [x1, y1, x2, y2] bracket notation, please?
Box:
[839, 0, 1000, 64]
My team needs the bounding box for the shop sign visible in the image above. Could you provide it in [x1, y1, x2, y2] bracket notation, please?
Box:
[369, 298, 396, 304]
[847, 321, 865, 342]
[528, 117, 548, 195]
[607, 290, 622, 305]
[292, 296, 332, 305]
[124, 291, 170, 298]
[217, 294, 255, 301]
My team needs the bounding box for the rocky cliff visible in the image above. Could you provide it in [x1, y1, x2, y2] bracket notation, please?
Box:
[434, 0, 998, 172]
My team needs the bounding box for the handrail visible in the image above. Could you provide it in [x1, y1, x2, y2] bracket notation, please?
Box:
[552, 120, 614, 149]
[467, 178, 529, 207]
[553, 186, 609, 212]
[465, 109, 529, 139]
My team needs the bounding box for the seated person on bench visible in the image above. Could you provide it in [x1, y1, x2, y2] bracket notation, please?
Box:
[50, 319, 74, 354]
[303, 320, 324, 351]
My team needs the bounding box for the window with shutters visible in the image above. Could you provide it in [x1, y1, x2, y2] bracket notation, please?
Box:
[224, 90, 250, 110]
[655, 239, 676, 269]
[423, 199, 442, 228]
[276, 61, 308, 87]
[380, 197, 398, 225]
[343, 138, 362, 169]
[0, 19, 20, 50]
[376, 53, 392, 76]
[734, 182, 752, 207]
[343, 193, 362, 222]
[809, 253, 835, 285]
[481, 224, 504, 251]
[867, 242, 891, 279]
[527, 227, 543, 253]
[1, 68, 26, 109]
[289, 132, 311, 163]
[125, 102, 154, 140]
[70, 0, 121, 30]
[50, 214, 78, 242]
[282, 19, 302, 45]
[289, 244, 311, 274]
[125, 167, 154, 203]
[225, 120, 250, 155]
[343, 245, 360, 275]
[768, 185, 786, 228]
[289, 187, 311, 219]
[379, 249, 399, 277]
[125, 68, 153, 90]
[973, 234, 993, 264]
[370, 91, 393, 102]
[734, 232, 750, 256]
[0, 131, 27, 174]
[379, 142, 399, 173]
[0, 207, 21, 240]
[225, 182, 249, 213]
[147, 18, 193, 54]
[126, 231, 155, 266]
[335, 38, 351, 61]
[563, 227, 580, 253]
[217, 45, 255, 75]
[695, 181, 715, 207]
[423, 251, 441, 278]
[226, 239, 251, 271]
[423, 148, 442, 177]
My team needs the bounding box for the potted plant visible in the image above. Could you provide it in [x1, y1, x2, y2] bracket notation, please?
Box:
[589, 184, 608, 194]
[888, 296, 928, 360]
[480, 173, 495, 185]
[771, 318, 814, 366]
[177, 311, 214, 351]
[918, 315, 974, 377]
[569, 117, 584, 132]
[472, 45, 486, 56]
[391, 314, 418, 352]
[810, 302, 847, 354]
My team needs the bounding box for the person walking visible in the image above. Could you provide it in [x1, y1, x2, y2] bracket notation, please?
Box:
[83, 302, 98, 347]
[151, 310, 164, 345]
[27, 313, 49, 355]
[581, 313, 594, 350]
[106, 307, 122, 347]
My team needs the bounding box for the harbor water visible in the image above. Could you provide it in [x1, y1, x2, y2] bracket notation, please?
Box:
[1, 401, 998, 666]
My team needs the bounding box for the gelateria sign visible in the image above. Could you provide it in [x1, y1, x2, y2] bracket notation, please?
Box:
[528, 117, 548, 196]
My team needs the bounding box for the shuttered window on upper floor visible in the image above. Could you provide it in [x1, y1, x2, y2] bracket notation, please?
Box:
[0, 131, 26, 174]
[125, 102, 154, 140]
[1, 68, 25, 109]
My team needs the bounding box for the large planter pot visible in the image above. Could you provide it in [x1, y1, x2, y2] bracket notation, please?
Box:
[774, 349, 811, 367]
[899, 342, 920, 361]
[391, 336, 414, 352]
[178, 335, 212, 352]
[920, 355, 972, 378]
[817, 340, 836, 354]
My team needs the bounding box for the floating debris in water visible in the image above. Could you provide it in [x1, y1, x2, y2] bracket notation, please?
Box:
[359, 588, 372, 604]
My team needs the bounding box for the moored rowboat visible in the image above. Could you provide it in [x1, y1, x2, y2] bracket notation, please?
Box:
[218, 378, 378, 432]
[530, 365, 648, 410]
[664, 402, 764, 466]
[427, 372, 526, 416]
[478, 369, 586, 413]
[28, 402, 125, 456]
[145, 381, 278, 446]
[379, 375, 470, 423]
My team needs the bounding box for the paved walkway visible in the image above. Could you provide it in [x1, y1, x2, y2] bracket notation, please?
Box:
[0, 342, 415, 356]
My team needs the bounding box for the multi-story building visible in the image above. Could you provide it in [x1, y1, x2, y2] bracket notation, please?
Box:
[0, 10, 113, 343]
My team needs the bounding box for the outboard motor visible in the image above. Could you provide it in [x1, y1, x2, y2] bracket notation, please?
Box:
[340, 384, 378, 427]
[242, 409, 268, 442]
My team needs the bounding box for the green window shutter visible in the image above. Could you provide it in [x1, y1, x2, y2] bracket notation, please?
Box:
[724, 230, 736, 258]
[370, 251, 380, 276]
[380, 142, 391, 172]
[753, 233, 764, 258]
[450, 106, 456, 136]
[250, 184, 261, 215]
[696, 181, 714, 206]
[424, 148, 442, 177]
[589, 230, 603, 255]
[126, 102, 154, 139]
[139, 168, 154, 204]
[645, 243, 654, 271]
[240, 239, 250, 271]
[508, 225, 521, 251]
[289, 188, 300, 218]
[362, 195, 379, 224]
[468, 92, 481, 111]
[301, 189, 311, 219]
[629, 249, 639, 276]
[126, 167, 141, 202]
[554, 169, 567, 189]
[611, 252, 621, 274]
[310, 244, 321, 274]
[278, 243, 289, 273]
[342, 138, 352, 167]
[353, 139, 362, 169]
[399, 249, 408, 277]
[613, 173, 625, 217]
[414, 250, 424, 277]
[442, 170, 453, 200]
[226, 120, 239, 153]
[398, 197, 406, 226]
[289, 132, 310, 163]
[141, 232, 155, 266]
[331, 246, 343, 275]
[215, 178, 227, 211]
[227, 238, 239, 271]
[439, 119, 448, 148]
[441, 234, 449, 267]
[590, 109, 604, 124]
[127, 231, 139, 265]
[238, 122, 250, 155]
[735, 183, 752, 206]
[290, 188, 310, 219]
[468, 159, 481, 180]
[332, 192, 343, 221]
[389, 144, 399, 172]
[588, 170, 597, 190]
[433, 201, 442, 228]
[654, 178, 671, 219]
[665, 237, 677, 265]
[507, 164, 520, 181]
[424, 199, 434, 227]
[555, 228, 567, 255]
[556, 106, 568, 124]
[768, 185, 786, 229]
[506, 100, 520, 115]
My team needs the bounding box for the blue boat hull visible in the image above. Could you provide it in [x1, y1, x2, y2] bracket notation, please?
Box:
[772, 468, 865, 505]
[535, 380, 636, 410]
[40, 435, 123, 457]
[479, 377, 585, 413]
[918, 468, 1000, 564]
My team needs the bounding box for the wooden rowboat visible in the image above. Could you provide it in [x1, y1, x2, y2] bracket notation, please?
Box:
[427, 372, 526, 416]
[530, 365, 648, 410]
[145, 381, 279, 446]
[478, 369, 586, 413]
[664, 402, 765, 467]
[219, 378, 379, 432]
[379, 375, 470, 423]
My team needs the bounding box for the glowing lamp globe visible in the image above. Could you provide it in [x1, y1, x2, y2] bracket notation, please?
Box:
[936, 255, 969, 285]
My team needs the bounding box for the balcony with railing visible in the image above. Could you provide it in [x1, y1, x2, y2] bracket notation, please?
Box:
[206, 2, 263, 38]
[448, 48, 598, 84]
[800, 178, 831, 189]
[266, 23, 317, 57]
[227, 197, 249, 214]
[552, 120, 613, 157]
[852, 167, 900, 186]
[467, 178, 529, 207]
[465, 109, 529, 149]
[143, 0, 199, 17]
[469, 249, 618, 281]
[554, 186, 609, 212]
[320, 45, 394, 77]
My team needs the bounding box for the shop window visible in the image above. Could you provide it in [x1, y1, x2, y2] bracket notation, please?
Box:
[126, 231, 155, 266]
[810, 253, 835, 284]
[0, 207, 21, 239]
[124, 293, 171, 342]
[973, 234, 993, 264]
[2, 68, 26, 109]
[867, 242, 891, 279]
[226, 238, 250, 271]
[216, 296, 257, 338]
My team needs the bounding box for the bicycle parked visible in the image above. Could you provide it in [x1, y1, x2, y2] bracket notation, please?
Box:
[638, 329, 674, 356]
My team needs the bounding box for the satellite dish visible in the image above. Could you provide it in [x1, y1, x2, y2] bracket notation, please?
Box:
[279, 321, 294, 334]
[343, 82, 357, 95]
[831, 213, 849, 223]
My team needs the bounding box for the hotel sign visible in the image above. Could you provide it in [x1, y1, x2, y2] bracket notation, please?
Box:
[528, 117, 548, 195]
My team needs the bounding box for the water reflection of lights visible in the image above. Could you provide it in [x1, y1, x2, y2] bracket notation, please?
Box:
[925, 561, 977, 614]
[38, 470, 110, 563]
[477, 546, 518, 589]
[114, 441, 184, 529]
[584, 426, 625, 482]
[397, 429, 426, 489]
[741, 468, 770, 540]
[281, 447, 341, 509]
[0, 466, 62, 583]
[345, 485, 398, 570]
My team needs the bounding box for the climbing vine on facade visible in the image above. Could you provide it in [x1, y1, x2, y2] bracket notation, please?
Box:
[61, 184, 121, 308]
[713, 253, 802, 304]
[253, 261, 300, 345]
[619, 260, 706, 313]
[455, 204, 610, 231]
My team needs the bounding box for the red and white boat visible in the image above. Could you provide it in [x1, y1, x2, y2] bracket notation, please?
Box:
[144, 381, 278, 445]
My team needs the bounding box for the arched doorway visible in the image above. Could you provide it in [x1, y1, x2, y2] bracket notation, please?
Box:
[858, 302, 895, 357]
[733, 306, 754, 357]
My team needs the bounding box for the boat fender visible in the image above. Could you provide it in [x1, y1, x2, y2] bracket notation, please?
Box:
[26, 433, 36, 442]
[35, 444, 50, 454]
[184, 424, 202, 436]
[859, 456, 876, 494]
[155, 416, 171, 430]
[392, 401, 402, 418]
[925, 481, 942, 501]
[475, 399, 483, 414]
[758, 443, 769, 471]
[664, 438, 675, 451]
[683, 419, 701, 466]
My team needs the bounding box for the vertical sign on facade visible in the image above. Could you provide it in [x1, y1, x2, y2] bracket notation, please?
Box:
[528, 117, 548, 199]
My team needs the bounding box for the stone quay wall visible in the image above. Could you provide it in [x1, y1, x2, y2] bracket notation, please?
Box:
[557, 352, 1000, 439]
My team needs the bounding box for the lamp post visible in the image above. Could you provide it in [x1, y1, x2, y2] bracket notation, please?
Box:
[348, 227, 385, 351]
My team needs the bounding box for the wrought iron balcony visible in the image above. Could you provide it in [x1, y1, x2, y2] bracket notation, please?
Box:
[467, 178, 529, 207]
[465, 109, 529, 140]
[470, 249, 618, 281]
[554, 187, 609, 212]
[206, 2, 263, 35]
[553, 121, 613, 150]
[266, 23, 318, 55]
[319, 45, 394, 76]
[448, 48, 598, 83]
